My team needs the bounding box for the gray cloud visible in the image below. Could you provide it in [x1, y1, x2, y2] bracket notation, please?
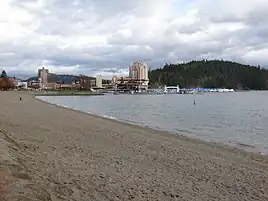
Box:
[0, 0, 268, 78]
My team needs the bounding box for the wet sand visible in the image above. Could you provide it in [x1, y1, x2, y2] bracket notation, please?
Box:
[0, 91, 268, 201]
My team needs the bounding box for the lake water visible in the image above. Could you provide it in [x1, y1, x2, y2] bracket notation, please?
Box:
[38, 91, 268, 154]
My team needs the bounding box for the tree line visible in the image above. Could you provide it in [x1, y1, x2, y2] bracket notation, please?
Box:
[148, 60, 268, 90]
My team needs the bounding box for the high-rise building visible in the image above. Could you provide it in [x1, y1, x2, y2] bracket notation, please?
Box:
[130, 61, 149, 81]
[38, 67, 49, 88]
[129, 61, 149, 90]
[129, 65, 137, 79]
[96, 75, 102, 88]
[111, 61, 149, 91]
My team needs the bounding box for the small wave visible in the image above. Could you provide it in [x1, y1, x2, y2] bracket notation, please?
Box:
[259, 152, 267, 156]
[174, 128, 192, 134]
[236, 142, 255, 149]
[102, 115, 117, 120]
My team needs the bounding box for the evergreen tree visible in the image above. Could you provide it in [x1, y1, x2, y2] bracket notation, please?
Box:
[148, 60, 268, 90]
[1, 70, 7, 78]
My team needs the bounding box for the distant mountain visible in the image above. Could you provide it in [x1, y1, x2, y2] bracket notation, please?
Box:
[24, 76, 38, 82]
[148, 60, 268, 90]
[25, 74, 96, 84]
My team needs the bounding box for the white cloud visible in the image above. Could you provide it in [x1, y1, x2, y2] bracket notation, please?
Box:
[0, 0, 268, 79]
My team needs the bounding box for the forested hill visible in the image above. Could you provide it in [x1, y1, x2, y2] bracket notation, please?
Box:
[148, 60, 268, 90]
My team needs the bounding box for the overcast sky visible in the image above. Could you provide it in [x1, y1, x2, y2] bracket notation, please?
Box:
[1, 0, 268, 78]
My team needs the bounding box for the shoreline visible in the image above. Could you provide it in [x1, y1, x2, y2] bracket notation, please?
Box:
[1, 91, 268, 201]
[33, 91, 105, 96]
[36, 94, 267, 156]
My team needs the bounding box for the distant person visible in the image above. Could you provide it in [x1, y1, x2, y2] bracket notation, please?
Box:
[193, 100, 195, 105]
[19, 97, 22, 101]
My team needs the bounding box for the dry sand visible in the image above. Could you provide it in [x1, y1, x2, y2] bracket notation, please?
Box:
[0, 91, 268, 201]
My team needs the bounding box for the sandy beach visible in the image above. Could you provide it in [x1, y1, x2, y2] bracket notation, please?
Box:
[0, 92, 268, 201]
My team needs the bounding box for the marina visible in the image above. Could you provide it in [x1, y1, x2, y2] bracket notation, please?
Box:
[102, 86, 235, 95]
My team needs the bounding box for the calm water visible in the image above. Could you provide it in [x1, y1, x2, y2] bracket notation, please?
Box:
[38, 91, 268, 154]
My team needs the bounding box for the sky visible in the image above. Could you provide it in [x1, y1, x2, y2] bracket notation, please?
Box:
[1, 0, 268, 78]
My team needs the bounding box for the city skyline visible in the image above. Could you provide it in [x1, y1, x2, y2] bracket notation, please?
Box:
[31, 61, 150, 90]
[0, 0, 268, 79]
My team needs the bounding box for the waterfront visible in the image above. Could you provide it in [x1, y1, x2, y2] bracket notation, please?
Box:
[1, 92, 268, 201]
[38, 91, 268, 154]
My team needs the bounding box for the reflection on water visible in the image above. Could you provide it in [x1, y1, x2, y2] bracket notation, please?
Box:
[38, 91, 268, 154]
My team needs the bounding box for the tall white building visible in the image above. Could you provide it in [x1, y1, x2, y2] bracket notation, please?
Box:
[129, 61, 149, 90]
[38, 67, 49, 89]
[130, 61, 149, 81]
[129, 65, 138, 79]
[96, 75, 102, 88]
